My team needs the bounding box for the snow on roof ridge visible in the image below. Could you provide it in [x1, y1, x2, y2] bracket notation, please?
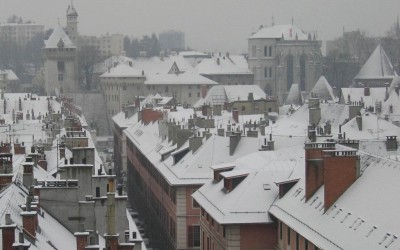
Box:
[354, 44, 395, 80]
[45, 24, 75, 49]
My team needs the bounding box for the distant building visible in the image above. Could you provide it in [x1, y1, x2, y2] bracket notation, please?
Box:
[64, 3, 124, 56]
[159, 30, 185, 51]
[195, 53, 254, 86]
[0, 23, 44, 46]
[0, 69, 19, 92]
[80, 34, 124, 57]
[43, 25, 78, 96]
[248, 24, 322, 103]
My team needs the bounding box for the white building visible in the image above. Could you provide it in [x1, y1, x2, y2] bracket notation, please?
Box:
[0, 23, 44, 46]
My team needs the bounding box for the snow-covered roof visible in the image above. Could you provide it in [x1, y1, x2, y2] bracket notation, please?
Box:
[94, 55, 134, 74]
[341, 87, 386, 107]
[192, 146, 303, 224]
[0, 69, 19, 81]
[250, 24, 308, 40]
[285, 84, 303, 105]
[194, 85, 266, 107]
[270, 152, 400, 250]
[145, 71, 217, 85]
[195, 55, 252, 75]
[100, 64, 143, 78]
[45, 25, 75, 49]
[354, 44, 396, 80]
[308, 76, 336, 101]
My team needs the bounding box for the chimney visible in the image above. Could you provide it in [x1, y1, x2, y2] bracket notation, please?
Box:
[323, 150, 359, 211]
[308, 98, 321, 127]
[74, 232, 89, 250]
[104, 192, 119, 250]
[348, 104, 362, 121]
[364, 87, 370, 96]
[356, 113, 362, 131]
[248, 92, 254, 101]
[21, 189, 37, 239]
[201, 85, 208, 98]
[386, 136, 398, 151]
[22, 163, 34, 188]
[12, 232, 30, 250]
[304, 142, 336, 201]
[141, 108, 163, 125]
[259, 124, 266, 136]
[232, 109, 239, 123]
[324, 122, 331, 135]
[60, 145, 66, 159]
[189, 135, 203, 153]
[229, 132, 241, 156]
[201, 105, 208, 116]
[0, 214, 16, 250]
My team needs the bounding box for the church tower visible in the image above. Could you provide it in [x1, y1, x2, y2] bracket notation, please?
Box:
[65, 1, 78, 43]
[43, 25, 78, 96]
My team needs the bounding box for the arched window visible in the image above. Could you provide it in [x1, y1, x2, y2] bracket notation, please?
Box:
[287, 54, 294, 90]
[300, 54, 307, 91]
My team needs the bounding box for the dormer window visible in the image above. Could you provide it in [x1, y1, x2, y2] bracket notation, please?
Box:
[220, 170, 249, 192]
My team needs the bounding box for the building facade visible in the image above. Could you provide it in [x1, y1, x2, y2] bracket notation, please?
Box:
[43, 25, 78, 96]
[0, 23, 44, 46]
[248, 24, 322, 103]
[159, 30, 185, 51]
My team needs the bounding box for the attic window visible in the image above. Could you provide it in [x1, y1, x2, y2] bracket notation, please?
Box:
[275, 179, 299, 198]
[221, 171, 249, 192]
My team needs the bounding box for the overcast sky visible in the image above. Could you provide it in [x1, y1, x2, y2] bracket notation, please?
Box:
[0, 0, 399, 53]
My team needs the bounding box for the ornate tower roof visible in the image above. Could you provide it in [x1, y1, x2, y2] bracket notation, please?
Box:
[67, 1, 78, 17]
[45, 25, 76, 49]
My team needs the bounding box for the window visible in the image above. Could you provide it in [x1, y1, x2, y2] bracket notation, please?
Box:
[269, 46, 272, 57]
[252, 45, 256, 57]
[58, 74, 63, 82]
[264, 46, 268, 57]
[287, 54, 294, 90]
[264, 67, 268, 78]
[197, 92, 200, 97]
[147, 86, 150, 90]
[188, 225, 201, 247]
[189, 93, 192, 98]
[269, 67, 272, 78]
[287, 227, 291, 245]
[223, 226, 226, 238]
[241, 106, 245, 111]
[152, 85, 155, 90]
[279, 222, 282, 240]
[165, 86, 168, 92]
[57, 61, 65, 71]
[305, 239, 309, 250]
[296, 233, 299, 250]
[188, 85, 192, 89]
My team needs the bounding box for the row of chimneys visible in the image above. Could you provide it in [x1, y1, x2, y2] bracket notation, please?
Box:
[304, 142, 360, 212]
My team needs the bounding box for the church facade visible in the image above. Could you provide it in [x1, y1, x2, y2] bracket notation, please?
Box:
[248, 24, 322, 103]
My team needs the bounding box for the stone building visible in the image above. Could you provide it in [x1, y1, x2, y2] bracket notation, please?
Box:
[248, 24, 322, 103]
[43, 25, 78, 96]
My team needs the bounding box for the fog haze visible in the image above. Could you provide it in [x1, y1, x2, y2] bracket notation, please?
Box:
[0, 0, 399, 53]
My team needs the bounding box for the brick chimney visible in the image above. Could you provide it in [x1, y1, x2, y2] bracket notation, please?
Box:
[0, 214, 16, 250]
[14, 142, 26, 155]
[232, 109, 239, 123]
[323, 150, 359, 211]
[12, 232, 30, 249]
[364, 87, 370, 96]
[21, 188, 37, 239]
[140, 108, 163, 125]
[304, 142, 336, 201]
[74, 232, 89, 250]
[22, 162, 34, 188]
